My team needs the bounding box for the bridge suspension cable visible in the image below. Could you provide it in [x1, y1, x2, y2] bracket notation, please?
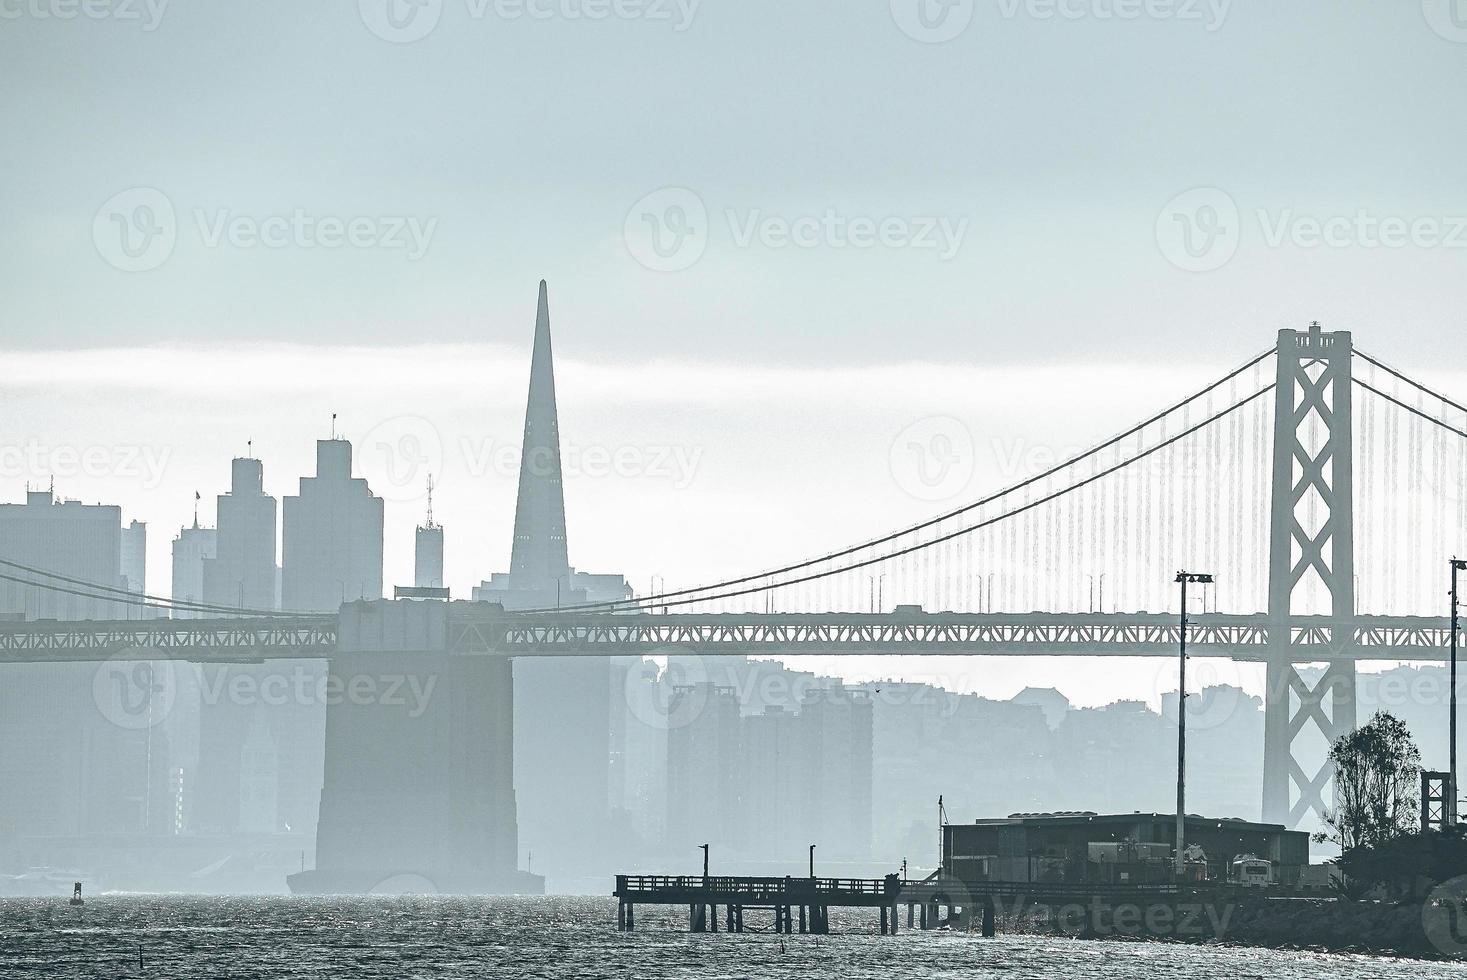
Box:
[622, 383, 1277, 612]
[1353, 377, 1467, 440]
[0, 555, 325, 618]
[521, 346, 1278, 615]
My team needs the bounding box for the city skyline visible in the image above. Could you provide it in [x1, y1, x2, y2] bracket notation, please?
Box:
[4, 305, 1467, 712]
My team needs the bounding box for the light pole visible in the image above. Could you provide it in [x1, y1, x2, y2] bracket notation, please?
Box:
[1174, 570, 1214, 878]
[700, 843, 709, 880]
[1452, 559, 1465, 826]
[809, 844, 816, 878]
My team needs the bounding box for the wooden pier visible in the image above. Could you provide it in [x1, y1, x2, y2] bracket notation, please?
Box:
[614, 870, 1202, 937]
[614, 873, 904, 934]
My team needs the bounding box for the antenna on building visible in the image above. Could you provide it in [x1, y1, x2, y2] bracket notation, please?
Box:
[247, 439, 253, 459]
[425, 474, 436, 529]
[193, 491, 201, 530]
[331, 413, 337, 440]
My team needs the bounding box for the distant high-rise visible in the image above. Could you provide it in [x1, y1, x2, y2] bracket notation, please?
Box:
[202, 457, 277, 612]
[281, 439, 384, 613]
[121, 519, 147, 598]
[470, 281, 631, 891]
[799, 683, 874, 859]
[198, 456, 325, 839]
[171, 520, 218, 620]
[0, 491, 172, 859]
[666, 683, 742, 854]
[0, 490, 134, 620]
[509, 279, 570, 593]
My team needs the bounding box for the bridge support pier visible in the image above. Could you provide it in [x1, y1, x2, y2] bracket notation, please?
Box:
[300, 603, 532, 895]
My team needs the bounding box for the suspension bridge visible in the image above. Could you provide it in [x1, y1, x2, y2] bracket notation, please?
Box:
[2, 323, 1466, 835]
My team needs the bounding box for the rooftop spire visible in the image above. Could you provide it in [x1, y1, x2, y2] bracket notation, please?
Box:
[508, 280, 570, 588]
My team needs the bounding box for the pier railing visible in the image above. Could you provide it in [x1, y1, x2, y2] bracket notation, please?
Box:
[615, 874, 898, 902]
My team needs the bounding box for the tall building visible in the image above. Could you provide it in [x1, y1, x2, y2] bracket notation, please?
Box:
[741, 706, 803, 862]
[281, 439, 383, 613]
[665, 683, 743, 855]
[415, 526, 444, 590]
[0, 490, 134, 620]
[203, 457, 277, 613]
[470, 281, 631, 890]
[0, 491, 172, 868]
[121, 519, 147, 596]
[171, 521, 218, 620]
[798, 683, 874, 860]
[196, 456, 325, 840]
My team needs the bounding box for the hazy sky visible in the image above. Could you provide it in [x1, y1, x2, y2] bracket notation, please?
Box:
[2, 1, 1466, 706]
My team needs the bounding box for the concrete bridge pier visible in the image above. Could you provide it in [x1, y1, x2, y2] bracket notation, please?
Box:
[290, 601, 538, 896]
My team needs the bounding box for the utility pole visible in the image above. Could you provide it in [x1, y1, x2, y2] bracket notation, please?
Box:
[809, 844, 816, 879]
[1452, 559, 1465, 826]
[700, 843, 709, 880]
[1174, 571, 1214, 878]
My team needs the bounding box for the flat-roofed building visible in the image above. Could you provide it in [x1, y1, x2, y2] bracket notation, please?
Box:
[941, 811, 1309, 887]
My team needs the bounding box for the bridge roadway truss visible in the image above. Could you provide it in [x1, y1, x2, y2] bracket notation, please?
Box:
[0, 608, 1458, 664]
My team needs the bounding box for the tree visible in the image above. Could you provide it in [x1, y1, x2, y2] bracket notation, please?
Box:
[1317, 710, 1421, 852]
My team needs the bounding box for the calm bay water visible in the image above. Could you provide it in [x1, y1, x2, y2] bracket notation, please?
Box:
[0, 896, 1453, 979]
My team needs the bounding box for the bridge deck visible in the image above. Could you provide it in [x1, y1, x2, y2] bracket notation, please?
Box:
[0, 607, 1458, 664]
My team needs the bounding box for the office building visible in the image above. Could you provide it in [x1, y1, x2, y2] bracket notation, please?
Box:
[281, 439, 383, 613]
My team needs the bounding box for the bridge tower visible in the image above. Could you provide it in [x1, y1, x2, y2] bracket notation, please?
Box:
[1263, 323, 1357, 828]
